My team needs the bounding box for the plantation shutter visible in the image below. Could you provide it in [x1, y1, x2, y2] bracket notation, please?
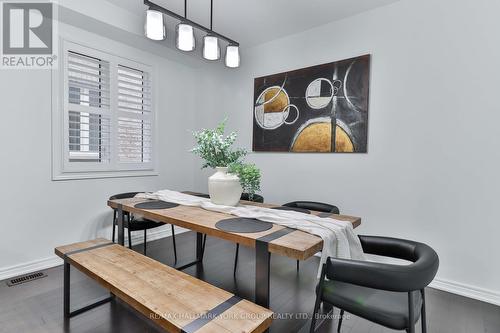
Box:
[117, 65, 153, 164]
[67, 51, 111, 163]
[59, 41, 156, 178]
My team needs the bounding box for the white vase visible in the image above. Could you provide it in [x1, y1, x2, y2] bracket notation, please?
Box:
[208, 167, 243, 206]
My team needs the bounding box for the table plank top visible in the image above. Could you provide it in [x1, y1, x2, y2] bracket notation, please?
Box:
[107, 196, 361, 261]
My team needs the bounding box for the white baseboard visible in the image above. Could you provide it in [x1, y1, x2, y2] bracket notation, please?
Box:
[0, 256, 63, 282]
[430, 278, 500, 306]
[0, 227, 188, 282]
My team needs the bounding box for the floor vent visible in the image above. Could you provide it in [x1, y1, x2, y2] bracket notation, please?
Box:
[7, 271, 47, 287]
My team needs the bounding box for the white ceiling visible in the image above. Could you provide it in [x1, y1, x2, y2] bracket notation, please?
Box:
[106, 0, 401, 48]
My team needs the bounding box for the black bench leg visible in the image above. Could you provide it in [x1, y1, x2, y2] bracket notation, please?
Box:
[63, 259, 113, 318]
[64, 260, 70, 318]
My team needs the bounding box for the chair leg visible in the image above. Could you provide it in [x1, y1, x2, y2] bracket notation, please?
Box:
[143, 229, 147, 255]
[128, 228, 132, 249]
[171, 224, 177, 264]
[111, 211, 116, 243]
[296, 260, 300, 271]
[309, 299, 322, 333]
[408, 291, 415, 333]
[421, 289, 427, 333]
[201, 234, 207, 260]
[337, 309, 344, 332]
[233, 244, 240, 276]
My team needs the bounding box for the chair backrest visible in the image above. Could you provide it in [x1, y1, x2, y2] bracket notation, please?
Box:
[109, 192, 141, 200]
[241, 193, 264, 203]
[283, 201, 340, 214]
[326, 236, 439, 292]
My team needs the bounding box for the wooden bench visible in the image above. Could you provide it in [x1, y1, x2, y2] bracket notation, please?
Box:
[55, 238, 273, 333]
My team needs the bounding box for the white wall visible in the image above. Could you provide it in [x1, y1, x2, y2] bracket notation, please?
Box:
[192, 0, 500, 304]
[0, 17, 198, 278]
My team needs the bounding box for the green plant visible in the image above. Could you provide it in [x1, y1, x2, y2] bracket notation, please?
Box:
[229, 163, 261, 199]
[191, 120, 247, 169]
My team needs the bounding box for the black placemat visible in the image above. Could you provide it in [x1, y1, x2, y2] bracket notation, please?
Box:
[272, 206, 311, 214]
[134, 200, 179, 210]
[215, 218, 274, 233]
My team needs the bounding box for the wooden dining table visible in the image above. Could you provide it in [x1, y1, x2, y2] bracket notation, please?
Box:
[107, 193, 361, 310]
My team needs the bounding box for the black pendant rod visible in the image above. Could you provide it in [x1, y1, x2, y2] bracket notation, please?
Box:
[210, 0, 213, 31]
[144, 0, 239, 46]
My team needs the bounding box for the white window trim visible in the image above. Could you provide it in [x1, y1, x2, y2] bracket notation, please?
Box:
[52, 38, 159, 180]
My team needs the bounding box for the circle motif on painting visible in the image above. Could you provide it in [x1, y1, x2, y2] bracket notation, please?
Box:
[254, 86, 299, 130]
[290, 118, 355, 153]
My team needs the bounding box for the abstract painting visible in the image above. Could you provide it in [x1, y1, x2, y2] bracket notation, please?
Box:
[253, 55, 370, 153]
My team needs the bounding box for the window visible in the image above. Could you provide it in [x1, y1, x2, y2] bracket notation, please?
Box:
[117, 65, 153, 164]
[68, 51, 111, 163]
[52, 41, 157, 180]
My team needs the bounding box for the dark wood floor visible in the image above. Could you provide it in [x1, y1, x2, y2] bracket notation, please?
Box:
[1, 231, 499, 333]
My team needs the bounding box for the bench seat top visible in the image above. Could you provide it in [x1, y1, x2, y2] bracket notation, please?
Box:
[55, 238, 273, 333]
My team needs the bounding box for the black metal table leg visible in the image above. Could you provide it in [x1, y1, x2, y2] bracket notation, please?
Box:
[253, 228, 295, 310]
[174, 232, 205, 271]
[255, 239, 271, 309]
[117, 204, 125, 246]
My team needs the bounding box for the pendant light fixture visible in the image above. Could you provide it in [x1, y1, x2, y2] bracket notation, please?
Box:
[176, 0, 195, 52]
[145, 9, 165, 40]
[144, 0, 239, 67]
[225, 43, 240, 68]
[202, 0, 220, 60]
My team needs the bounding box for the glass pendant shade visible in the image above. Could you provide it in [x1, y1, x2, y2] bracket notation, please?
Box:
[202, 34, 220, 60]
[176, 22, 195, 51]
[225, 44, 240, 68]
[145, 10, 165, 41]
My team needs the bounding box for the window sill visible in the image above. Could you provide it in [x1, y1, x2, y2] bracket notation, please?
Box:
[52, 170, 159, 181]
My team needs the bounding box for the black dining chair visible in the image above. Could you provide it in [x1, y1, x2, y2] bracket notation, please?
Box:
[310, 236, 439, 333]
[283, 201, 340, 272]
[283, 201, 340, 215]
[110, 192, 177, 262]
[240, 193, 264, 203]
